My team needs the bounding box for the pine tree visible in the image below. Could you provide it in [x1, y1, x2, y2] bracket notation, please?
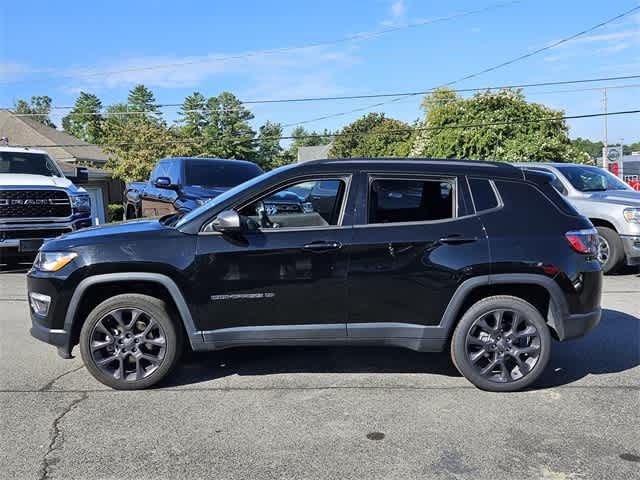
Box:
[62, 92, 103, 143]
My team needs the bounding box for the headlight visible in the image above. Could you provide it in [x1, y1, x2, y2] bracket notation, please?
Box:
[33, 251, 78, 272]
[623, 208, 640, 223]
[71, 195, 91, 212]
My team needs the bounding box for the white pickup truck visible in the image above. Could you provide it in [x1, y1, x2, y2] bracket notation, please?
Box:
[0, 146, 93, 267]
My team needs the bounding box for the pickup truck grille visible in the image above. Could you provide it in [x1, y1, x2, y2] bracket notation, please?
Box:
[0, 190, 71, 218]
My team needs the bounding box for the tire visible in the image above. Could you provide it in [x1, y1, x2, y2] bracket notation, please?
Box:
[596, 226, 625, 275]
[79, 294, 183, 390]
[451, 295, 551, 392]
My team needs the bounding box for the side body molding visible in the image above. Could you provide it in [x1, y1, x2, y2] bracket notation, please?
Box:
[64, 272, 204, 354]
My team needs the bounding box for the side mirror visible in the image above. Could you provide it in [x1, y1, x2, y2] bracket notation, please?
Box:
[154, 176, 178, 190]
[70, 166, 89, 184]
[212, 210, 241, 233]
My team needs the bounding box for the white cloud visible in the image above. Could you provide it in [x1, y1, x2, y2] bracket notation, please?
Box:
[56, 44, 359, 106]
[390, 0, 407, 19]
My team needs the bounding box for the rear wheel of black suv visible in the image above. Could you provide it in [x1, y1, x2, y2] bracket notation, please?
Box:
[79, 294, 183, 390]
[451, 296, 551, 392]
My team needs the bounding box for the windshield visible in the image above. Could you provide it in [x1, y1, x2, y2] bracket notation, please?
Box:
[0, 152, 62, 177]
[555, 165, 631, 192]
[184, 160, 263, 188]
[173, 165, 295, 229]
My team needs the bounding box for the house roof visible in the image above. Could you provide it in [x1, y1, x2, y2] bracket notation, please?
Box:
[0, 109, 109, 166]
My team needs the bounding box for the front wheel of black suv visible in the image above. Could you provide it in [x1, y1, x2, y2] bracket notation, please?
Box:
[79, 294, 183, 390]
[451, 296, 551, 392]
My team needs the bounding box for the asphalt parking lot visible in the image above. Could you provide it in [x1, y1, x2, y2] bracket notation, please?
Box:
[0, 266, 638, 480]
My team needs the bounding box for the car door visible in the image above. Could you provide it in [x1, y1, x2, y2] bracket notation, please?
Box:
[191, 174, 355, 342]
[142, 160, 178, 217]
[346, 172, 489, 340]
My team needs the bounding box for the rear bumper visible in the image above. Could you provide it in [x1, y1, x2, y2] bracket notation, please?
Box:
[558, 308, 602, 341]
[620, 235, 640, 265]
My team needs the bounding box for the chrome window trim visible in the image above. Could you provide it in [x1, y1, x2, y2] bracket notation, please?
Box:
[466, 177, 505, 215]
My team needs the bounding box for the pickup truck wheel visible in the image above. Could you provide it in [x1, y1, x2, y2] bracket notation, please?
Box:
[451, 296, 551, 392]
[596, 227, 624, 274]
[79, 294, 183, 390]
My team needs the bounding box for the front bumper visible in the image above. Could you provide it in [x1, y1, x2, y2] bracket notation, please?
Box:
[30, 313, 73, 358]
[620, 235, 640, 266]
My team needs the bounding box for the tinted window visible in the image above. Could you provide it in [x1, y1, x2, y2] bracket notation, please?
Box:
[185, 160, 263, 188]
[238, 178, 346, 229]
[555, 165, 631, 192]
[0, 152, 61, 177]
[369, 179, 454, 224]
[468, 178, 499, 212]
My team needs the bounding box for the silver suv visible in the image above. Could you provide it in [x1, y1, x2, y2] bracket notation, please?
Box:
[517, 163, 640, 274]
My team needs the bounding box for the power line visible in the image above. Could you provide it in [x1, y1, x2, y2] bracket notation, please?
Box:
[284, 5, 640, 128]
[7, 75, 640, 118]
[0, 0, 522, 85]
[12, 109, 640, 148]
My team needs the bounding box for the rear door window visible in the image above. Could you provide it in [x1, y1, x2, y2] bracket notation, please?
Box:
[368, 178, 455, 224]
[468, 178, 500, 212]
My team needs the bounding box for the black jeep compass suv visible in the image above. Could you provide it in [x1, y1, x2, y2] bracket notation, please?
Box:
[27, 159, 602, 392]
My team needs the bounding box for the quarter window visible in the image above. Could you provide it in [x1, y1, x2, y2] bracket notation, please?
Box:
[468, 178, 499, 212]
[368, 178, 455, 224]
[238, 178, 346, 229]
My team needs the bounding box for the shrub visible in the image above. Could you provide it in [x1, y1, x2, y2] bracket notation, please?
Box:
[107, 204, 124, 223]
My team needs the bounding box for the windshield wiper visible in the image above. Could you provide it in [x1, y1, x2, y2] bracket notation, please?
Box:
[581, 187, 607, 192]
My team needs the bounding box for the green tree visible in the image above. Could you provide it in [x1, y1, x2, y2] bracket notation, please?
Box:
[14, 96, 56, 128]
[202, 92, 256, 159]
[571, 137, 604, 159]
[624, 141, 640, 155]
[127, 84, 162, 124]
[411, 88, 588, 163]
[288, 126, 333, 159]
[329, 113, 413, 158]
[102, 120, 189, 182]
[62, 92, 104, 143]
[256, 121, 292, 170]
[177, 91, 208, 140]
[102, 86, 186, 181]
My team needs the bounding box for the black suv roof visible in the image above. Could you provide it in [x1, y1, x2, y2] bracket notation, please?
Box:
[296, 158, 525, 180]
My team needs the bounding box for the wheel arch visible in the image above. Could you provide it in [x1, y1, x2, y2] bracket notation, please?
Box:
[590, 218, 617, 232]
[63, 273, 203, 357]
[442, 274, 570, 341]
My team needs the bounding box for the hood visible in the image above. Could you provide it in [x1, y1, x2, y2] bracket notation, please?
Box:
[584, 190, 640, 207]
[43, 219, 167, 250]
[0, 173, 86, 194]
[180, 185, 229, 200]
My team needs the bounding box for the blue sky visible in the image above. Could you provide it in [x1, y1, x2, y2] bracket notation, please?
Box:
[1, 0, 639, 143]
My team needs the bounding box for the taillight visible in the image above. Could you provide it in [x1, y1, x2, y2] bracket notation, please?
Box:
[565, 228, 598, 254]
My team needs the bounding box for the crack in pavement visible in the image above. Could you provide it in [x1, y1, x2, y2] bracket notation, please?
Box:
[38, 392, 88, 480]
[39, 366, 85, 392]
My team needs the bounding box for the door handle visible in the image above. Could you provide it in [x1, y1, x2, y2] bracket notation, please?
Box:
[302, 241, 342, 252]
[438, 235, 479, 245]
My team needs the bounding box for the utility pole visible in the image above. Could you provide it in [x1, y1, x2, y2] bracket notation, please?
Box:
[603, 88, 608, 169]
